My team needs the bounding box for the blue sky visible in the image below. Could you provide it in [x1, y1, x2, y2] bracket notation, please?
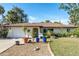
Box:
[0, 3, 69, 24]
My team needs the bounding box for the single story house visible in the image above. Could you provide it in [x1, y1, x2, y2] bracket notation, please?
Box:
[2, 23, 77, 38]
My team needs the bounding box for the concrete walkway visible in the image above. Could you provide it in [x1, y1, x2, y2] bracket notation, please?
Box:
[0, 42, 52, 56]
[0, 39, 15, 53]
[0, 39, 54, 56]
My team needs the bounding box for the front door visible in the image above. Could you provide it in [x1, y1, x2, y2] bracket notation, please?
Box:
[32, 28, 38, 38]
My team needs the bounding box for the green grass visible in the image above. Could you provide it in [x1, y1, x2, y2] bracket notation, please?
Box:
[49, 38, 79, 56]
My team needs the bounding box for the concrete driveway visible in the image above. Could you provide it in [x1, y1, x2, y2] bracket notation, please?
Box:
[0, 39, 15, 53]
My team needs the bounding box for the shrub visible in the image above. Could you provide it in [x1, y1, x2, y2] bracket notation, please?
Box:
[0, 28, 8, 38]
[43, 29, 74, 38]
[54, 31, 70, 37]
[43, 30, 52, 38]
[46, 30, 51, 38]
[73, 28, 79, 37]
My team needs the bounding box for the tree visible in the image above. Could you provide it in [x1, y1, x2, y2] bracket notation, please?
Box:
[54, 21, 62, 24]
[0, 5, 29, 38]
[12, 6, 28, 23]
[45, 20, 51, 23]
[0, 5, 5, 23]
[0, 5, 8, 38]
[59, 3, 79, 25]
[5, 10, 18, 23]
[41, 20, 52, 23]
[5, 6, 28, 24]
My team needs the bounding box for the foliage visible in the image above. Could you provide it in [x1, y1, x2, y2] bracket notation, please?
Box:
[54, 31, 71, 37]
[43, 29, 72, 38]
[0, 27, 8, 38]
[23, 27, 27, 35]
[43, 29, 75, 38]
[0, 5, 5, 15]
[5, 6, 28, 24]
[33, 32, 38, 38]
[32, 28, 38, 38]
[73, 28, 79, 37]
[0, 5, 28, 24]
[27, 29, 30, 32]
[43, 33, 47, 37]
[0, 5, 29, 38]
[53, 21, 62, 24]
[59, 3, 79, 25]
[43, 30, 53, 38]
[46, 30, 52, 38]
[45, 20, 51, 23]
[0, 5, 5, 23]
[41, 20, 52, 23]
[0, 5, 9, 38]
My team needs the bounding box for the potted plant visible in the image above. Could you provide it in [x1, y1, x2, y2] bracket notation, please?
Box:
[43, 32, 47, 43]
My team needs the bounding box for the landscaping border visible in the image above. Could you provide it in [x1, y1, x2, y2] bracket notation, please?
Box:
[47, 42, 54, 56]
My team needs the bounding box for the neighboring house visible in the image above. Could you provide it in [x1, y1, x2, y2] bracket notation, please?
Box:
[2, 23, 77, 38]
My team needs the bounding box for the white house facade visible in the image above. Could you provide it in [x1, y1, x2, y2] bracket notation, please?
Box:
[2, 23, 77, 38]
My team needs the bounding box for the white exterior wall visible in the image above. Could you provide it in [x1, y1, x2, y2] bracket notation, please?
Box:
[53, 28, 67, 33]
[69, 28, 75, 32]
[7, 27, 76, 38]
[53, 28, 75, 33]
[7, 27, 32, 38]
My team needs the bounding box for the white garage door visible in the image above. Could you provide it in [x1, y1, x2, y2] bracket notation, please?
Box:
[7, 27, 25, 38]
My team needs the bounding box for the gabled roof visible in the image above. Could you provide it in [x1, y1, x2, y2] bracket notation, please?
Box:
[2, 23, 77, 28]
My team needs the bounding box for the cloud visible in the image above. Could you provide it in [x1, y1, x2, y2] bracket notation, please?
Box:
[51, 19, 68, 24]
[29, 16, 36, 21]
[28, 16, 37, 23]
[28, 16, 69, 24]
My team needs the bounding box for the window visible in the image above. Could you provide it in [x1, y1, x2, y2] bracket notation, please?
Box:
[27, 29, 30, 32]
[43, 29, 47, 33]
[50, 29, 53, 32]
[67, 28, 70, 32]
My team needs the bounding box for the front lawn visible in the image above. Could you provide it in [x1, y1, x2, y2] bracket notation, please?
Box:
[49, 38, 79, 56]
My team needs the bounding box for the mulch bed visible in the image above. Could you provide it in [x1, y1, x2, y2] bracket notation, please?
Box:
[0, 42, 51, 56]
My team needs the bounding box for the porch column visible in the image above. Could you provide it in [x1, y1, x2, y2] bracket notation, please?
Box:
[38, 27, 40, 38]
[38, 27, 43, 38]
